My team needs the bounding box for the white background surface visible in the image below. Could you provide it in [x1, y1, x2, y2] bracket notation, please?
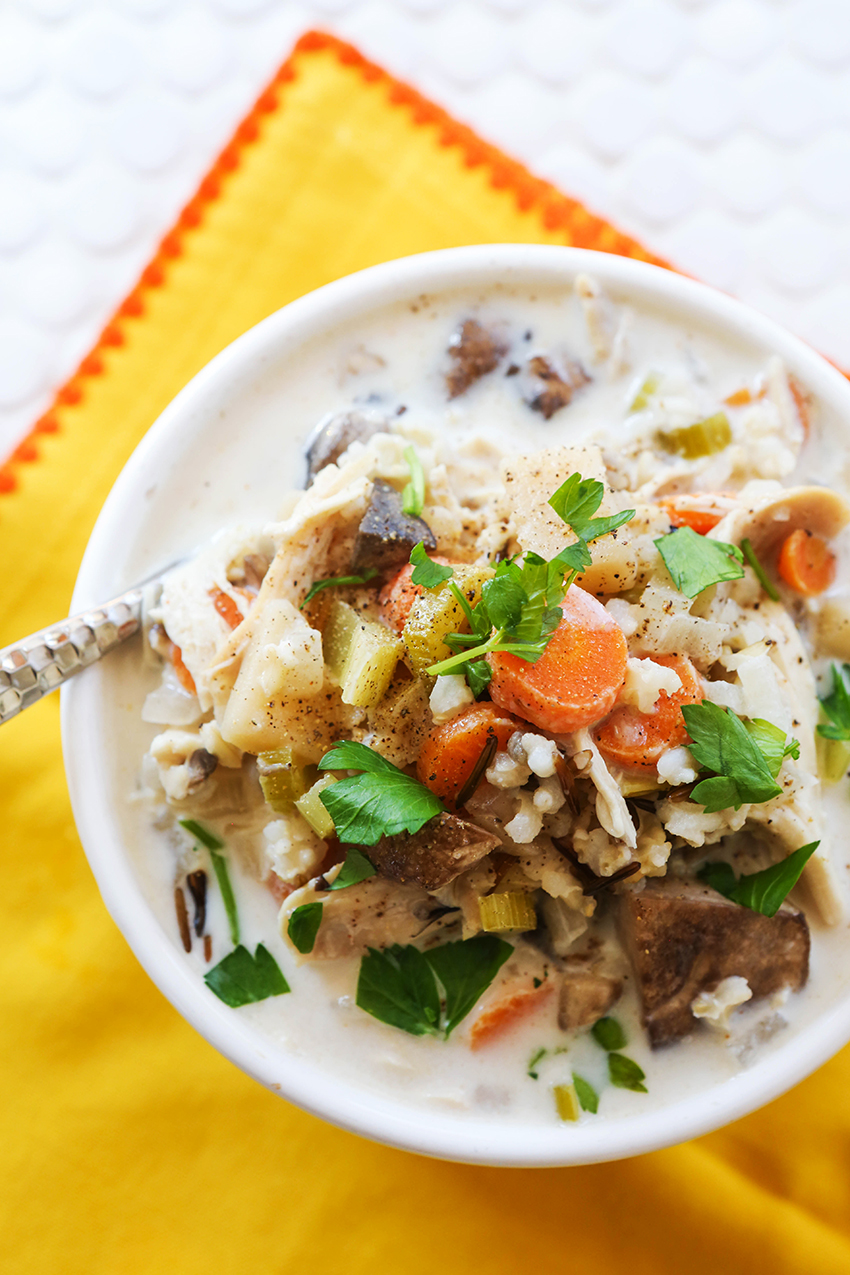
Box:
[3, 0, 850, 455]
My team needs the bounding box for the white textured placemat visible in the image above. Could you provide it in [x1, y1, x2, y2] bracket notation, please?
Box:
[2, 0, 849, 454]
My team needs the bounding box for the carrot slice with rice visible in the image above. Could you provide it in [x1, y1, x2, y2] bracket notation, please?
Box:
[595, 653, 702, 772]
[417, 703, 522, 807]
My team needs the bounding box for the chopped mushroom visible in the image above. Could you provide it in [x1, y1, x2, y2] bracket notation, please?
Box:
[350, 479, 437, 572]
[364, 812, 501, 890]
[618, 879, 809, 1047]
[558, 970, 623, 1031]
[446, 319, 509, 398]
[304, 409, 389, 483]
[523, 354, 591, 419]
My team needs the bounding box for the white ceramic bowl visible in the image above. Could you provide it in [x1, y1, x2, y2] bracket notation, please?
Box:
[63, 244, 850, 1166]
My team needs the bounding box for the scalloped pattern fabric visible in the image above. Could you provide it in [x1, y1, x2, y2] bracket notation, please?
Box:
[1, 33, 850, 1275]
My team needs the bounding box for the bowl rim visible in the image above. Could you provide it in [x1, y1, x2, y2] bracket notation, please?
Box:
[62, 242, 850, 1166]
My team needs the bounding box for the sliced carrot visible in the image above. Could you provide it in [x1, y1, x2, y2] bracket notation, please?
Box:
[487, 585, 627, 735]
[724, 386, 753, 407]
[778, 528, 836, 596]
[210, 587, 244, 630]
[595, 654, 702, 772]
[469, 981, 553, 1050]
[171, 644, 197, 695]
[416, 703, 522, 806]
[379, 557, 453, 633]
[658, 500, 722, 536]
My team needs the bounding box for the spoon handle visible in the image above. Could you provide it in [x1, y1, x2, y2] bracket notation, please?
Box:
[0, 588, 144, 724]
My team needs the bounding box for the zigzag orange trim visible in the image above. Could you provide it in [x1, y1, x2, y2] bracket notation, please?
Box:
[0, 29, 667, 496]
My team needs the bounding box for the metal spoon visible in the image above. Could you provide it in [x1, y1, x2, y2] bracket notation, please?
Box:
[0, 571, 173, 725]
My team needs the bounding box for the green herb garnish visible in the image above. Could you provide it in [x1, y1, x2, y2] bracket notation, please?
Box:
[741, 537, 779, 601]
[655, 525, 744, 598]
[591, 1016, 627, 1051]
[287, 901, 324, 954]
[681, 701, 798, 813]
[817, 664, 850, 740]
[409, 541, 453, 589]
[301, 567, 379, 608]
[425, 473, 634, 682]
[327, 846, 376, 890]
[181, 819, 239, 945]
[317, 740, 444, 845]
[698, 841, 819, 917]
[179, 818, 223, 852]
[528, 1047, 547, 1079]
[356, 943, 442, 1036]
[204, 943, 289, 1007]
[402, 445, 426, 517]
[608, 1053, 647, 1093]
[355, 934, 512, 1038]
[572, 1072, 599, 1113]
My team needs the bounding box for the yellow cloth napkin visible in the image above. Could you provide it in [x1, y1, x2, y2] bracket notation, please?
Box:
[2, 32, 849, 1274]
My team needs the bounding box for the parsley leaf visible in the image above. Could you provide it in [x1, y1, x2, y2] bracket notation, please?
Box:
[591, 1016, 627, 1051]
[608, 1053, 647, 1093]
[548, 473, 634, 545]
[465, 659, 492, 697]
[204, 943, 289, 1007]
[424, 934, 513, 1037]
[328, 846, 376, 890]
[741, 537, 779, 602]
[409, 541, 453, 588]
[355, 935, 513, 1038]
[818, 664, 850, 740]
[681, 701, 788, 811]
[426, 472, 633, 684]
[301, 567, 379, 608]
[402, 445, 426, 517]
[356, 943, 442, 1036]
[317, 740, 444, 845]
[744, 718, 800, 778]
[698, 841, 819, 917]
[655, 525, 745, 597]
[572, 1072, 599, 1114]
[287, 902, 323, 954]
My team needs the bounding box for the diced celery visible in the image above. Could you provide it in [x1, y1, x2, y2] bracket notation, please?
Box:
[257, 747, 316, 813]
[629, 371, 661, 413]
[403, 564, 495, 676]
[323, 599, 404, 708]
[295, 775, 338, 839]
[816, 733, 850, 785]
[553, 1083, 580, 1122]
[657, 411, 731, 460]
[478, 891, 537, 933]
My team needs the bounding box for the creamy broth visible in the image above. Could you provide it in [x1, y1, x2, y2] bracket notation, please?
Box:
[127, 278, 850, 1127]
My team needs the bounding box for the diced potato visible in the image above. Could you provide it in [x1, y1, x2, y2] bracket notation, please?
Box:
[553, 1083, 580, 1122]
[403, 564, 495, 676]
[324, 599, 403, 707]
[657, 411, 731, 459]
[295, 775, 338, 838]
[478, 891, 537, 933]
[258, 747, 317, 813]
